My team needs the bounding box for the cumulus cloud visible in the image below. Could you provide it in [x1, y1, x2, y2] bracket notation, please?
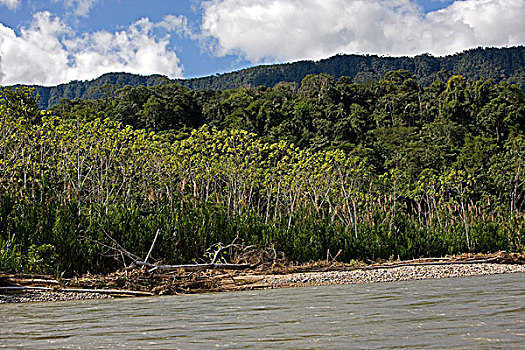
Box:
[0, 12, 185, 85]
[200, 0, 525, 62]
[0, 0, 20, 10]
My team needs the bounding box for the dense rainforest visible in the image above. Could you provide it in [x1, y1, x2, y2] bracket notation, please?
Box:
[1, 68, 524, 277]
[29, 46, 525, 110]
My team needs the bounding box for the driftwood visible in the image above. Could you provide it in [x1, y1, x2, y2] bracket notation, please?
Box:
[85, 229, 144, 268]
[135, 261, 251, 271]
[144, 229, 160, 263]
[0, 286, 153, 296]
[134, 236, 265, 272]
[6, 278, 60, 285]
[210, 235, 240, 264]
[88, 230, 273, 273]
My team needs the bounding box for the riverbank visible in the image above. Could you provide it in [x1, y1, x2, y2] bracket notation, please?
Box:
[259, 262, 525, 288]
[1, 252, 524, 303]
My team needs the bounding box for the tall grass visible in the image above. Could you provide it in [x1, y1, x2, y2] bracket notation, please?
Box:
[1, 195, 521, 276]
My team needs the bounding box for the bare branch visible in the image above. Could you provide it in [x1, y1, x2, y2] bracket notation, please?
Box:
[144, 229, 160, 263]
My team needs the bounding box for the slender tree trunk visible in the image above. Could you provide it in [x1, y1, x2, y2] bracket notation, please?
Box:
[460, 199, 470, 250]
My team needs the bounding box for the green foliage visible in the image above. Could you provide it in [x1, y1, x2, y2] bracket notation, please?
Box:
[0, 234, 23, 272]
[27, 244, 58, 275]
[0, 86, 42, 124]
[1, 67, 524, 276]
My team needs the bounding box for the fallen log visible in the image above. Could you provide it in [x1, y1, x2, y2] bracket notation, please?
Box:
[7, 278, 60, 285]
[135, 262, 252, 271]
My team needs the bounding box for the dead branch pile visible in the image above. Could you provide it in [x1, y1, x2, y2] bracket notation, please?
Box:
[224, 245, 288, 270]
[65, 268, 221, 295]
[448, 251, 525, 264]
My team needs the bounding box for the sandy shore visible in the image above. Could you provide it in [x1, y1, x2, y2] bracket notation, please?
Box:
[2, 262, 524, 303]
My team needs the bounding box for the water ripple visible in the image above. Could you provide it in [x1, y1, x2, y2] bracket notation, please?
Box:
[1, 273, 524, 349]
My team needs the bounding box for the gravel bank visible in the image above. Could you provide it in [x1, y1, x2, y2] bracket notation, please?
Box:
[0, 291, 112, 304]
[261, 263, 525, 287]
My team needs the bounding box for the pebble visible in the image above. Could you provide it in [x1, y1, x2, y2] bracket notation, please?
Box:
[0, 291, 112, 304]
[261, 263, 525, 287]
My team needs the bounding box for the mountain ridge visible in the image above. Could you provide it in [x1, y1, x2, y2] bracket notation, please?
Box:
[23, 46, 525, 109]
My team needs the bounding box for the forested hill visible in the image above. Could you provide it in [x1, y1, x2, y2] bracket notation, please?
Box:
[29, 46, 525, 109]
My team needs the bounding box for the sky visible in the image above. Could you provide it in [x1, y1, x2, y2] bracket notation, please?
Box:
[0, 0, 524, 86]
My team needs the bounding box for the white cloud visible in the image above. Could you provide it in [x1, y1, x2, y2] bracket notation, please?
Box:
[64, 0, 100, 17]
[0, 12, 185, 86]
[158, 14, 197, 39]
[0, 0, 20, 10]
[200, 0, 525, 62]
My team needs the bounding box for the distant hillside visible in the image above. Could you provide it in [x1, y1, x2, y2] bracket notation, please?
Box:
[27, 46, 525, 109]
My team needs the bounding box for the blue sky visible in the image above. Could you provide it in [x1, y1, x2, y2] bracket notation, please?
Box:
[0, 0, 523, 86]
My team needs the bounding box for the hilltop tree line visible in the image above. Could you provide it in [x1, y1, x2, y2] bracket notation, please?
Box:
[1, 69, 524, 276]
[30, 46, 525, 109]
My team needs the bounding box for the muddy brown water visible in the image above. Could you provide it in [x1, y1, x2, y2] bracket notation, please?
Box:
[1, 272, 524, 349]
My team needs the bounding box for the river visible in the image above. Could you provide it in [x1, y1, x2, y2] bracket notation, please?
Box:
[1, 273, 524, 349]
